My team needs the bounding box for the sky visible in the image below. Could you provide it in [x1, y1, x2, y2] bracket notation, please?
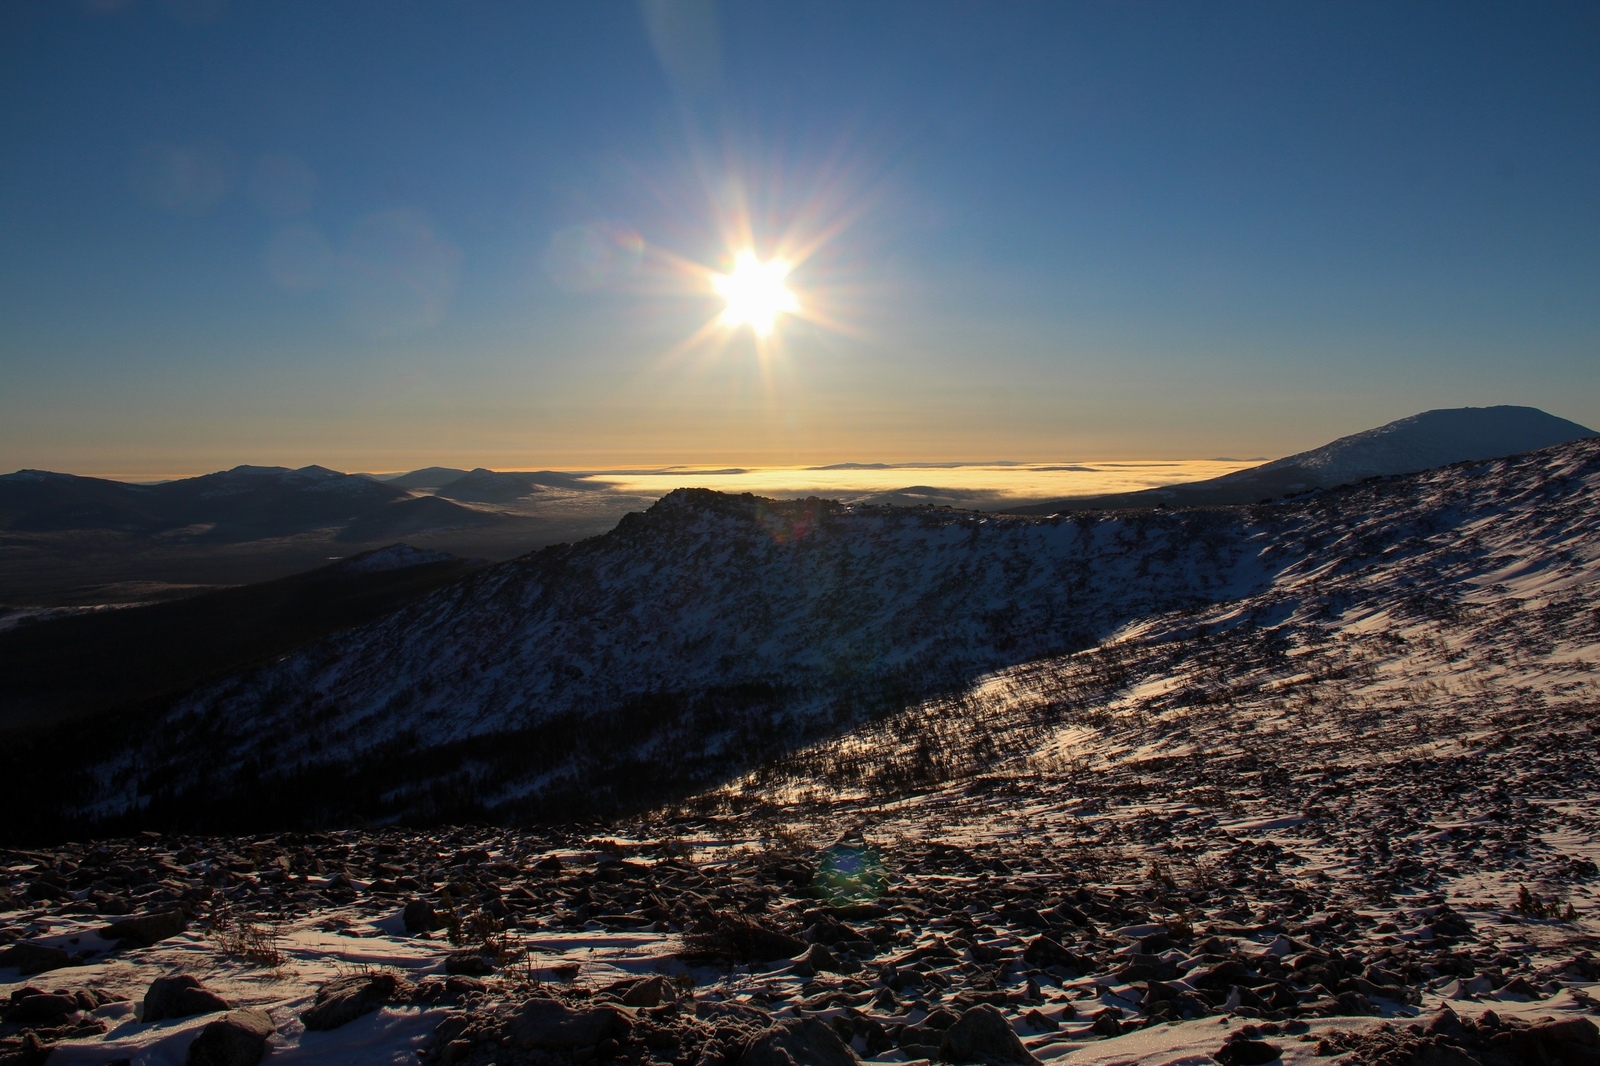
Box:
[2, 1, 1598, 478]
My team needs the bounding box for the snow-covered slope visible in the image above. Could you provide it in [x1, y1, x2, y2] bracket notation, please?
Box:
[80, 437, 1600, 830]
[1008, 405, 1596, 512]
[1249, 404, 1596, 486]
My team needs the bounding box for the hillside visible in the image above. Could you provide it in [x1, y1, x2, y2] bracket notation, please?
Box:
[0, 465, 650, 607]
[0, 546, 482, 736]
[44, 435, 1600, 836]
[1003, 405, 1596, 513]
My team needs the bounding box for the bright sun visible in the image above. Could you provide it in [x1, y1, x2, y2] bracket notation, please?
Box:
[712, 251, 799, 336]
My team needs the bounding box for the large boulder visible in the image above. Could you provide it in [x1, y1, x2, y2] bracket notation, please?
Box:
[144, 975, 232, 1022]
[505, 999, 632, 1050]
[0, 942, 73, 976]
[402, 899, 442, 934]
[300, 971, 415, 1031]
[186, 1008, 274, 1066]
[1215, 1036, 1284, 1065]
[103, 909, 188, 947]
[4, 992, 81, 1027]
[618, 975, 670, 1008]
[939, 1005, 1041, 1065]
[1020, 936, 1091, 974]
[735, 1018, 860, 1066]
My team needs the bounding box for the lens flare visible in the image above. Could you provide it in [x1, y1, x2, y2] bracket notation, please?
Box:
[712, 251, 798, 336]
[813, 842, 888, 904]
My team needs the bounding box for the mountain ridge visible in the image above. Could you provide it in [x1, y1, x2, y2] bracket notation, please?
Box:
[57, 434, 1600, 833]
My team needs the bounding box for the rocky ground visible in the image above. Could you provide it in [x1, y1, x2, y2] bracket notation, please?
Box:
[2, 745, 1597, 1066]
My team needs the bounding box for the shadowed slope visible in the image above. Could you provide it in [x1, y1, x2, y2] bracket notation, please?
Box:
[0, 546, 482, 735]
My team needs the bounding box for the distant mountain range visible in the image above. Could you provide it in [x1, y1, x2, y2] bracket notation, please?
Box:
[9, 407, 1589, 540]
[4, 405, 1594, 611]
[1002, 405, 1596, 513]
[0, 464, 492, 541]
[0, 462, 623, 547]
[0, 463, 652, 607]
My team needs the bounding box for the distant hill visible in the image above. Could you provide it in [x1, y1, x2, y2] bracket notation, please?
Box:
[433, 468, 605, 501]
[434, 468, 545, 503]
[0, 470, 163, 532]
[148, 464, 407, 539]
[0, 464, 407, 539]
[1002, 406, 1598, 514]
[336, 495, 499, 542]
[373, 466, 471, 490]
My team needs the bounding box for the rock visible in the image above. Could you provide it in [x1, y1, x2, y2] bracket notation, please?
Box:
[103, 909, 188, 947]
[1021, 1009, 1058, 1033]
[144, 975, 233, 1022]
[1424, 1005, 1470, 1041]
[402, 899, 442, 933]
[1116, 953, 1181, 982]
[74, 989, 109, 1011]
[797, 942, 858, 974]
[0, 942, 73, 976]
[505, 998, 632, 1049]
[0, 1031, 50, 1066]
[1529, 1016, 1598, 1047]
[186, 1009, 274, 1066]
[300, 971, 415, 1031]
[900, 1025, 946, 1058]
[1499, 975, 1541, 998]
[1215, 1037, 1284, 1065]
[1020, 935, 1090, 974]
[443, 950, 494, 975]
[619, 975, 670, 1008]
[686, 913, 807, 962]
[1188, 960, 1252, 990]
[444, 976, 486, 996]
[1328, 990, 1377, 1016]
[1499, 1016, 1600, 1062]
[736, 1017, 860, 1066]
[1405, 1039, 1486, 1066]
[4, 992, 80, 1026]
[938, 1004, 1041, 1065]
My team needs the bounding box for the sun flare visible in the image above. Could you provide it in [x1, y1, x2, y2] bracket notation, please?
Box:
[712, 251, 799, 336]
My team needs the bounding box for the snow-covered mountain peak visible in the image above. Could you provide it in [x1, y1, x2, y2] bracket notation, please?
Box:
[1256, 404, 1595, 485]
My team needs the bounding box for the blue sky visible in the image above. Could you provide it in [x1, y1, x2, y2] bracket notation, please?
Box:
[3, 1, 1597, 475]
